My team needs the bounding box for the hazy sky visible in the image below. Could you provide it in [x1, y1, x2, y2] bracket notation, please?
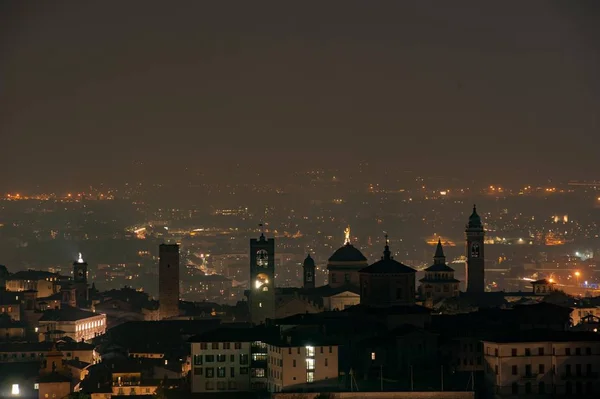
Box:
[1, 1, 599, 188]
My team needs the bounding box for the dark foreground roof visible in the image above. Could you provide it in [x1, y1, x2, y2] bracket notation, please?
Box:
[188, 325, 278, 343]
[484, 329, 600, 343]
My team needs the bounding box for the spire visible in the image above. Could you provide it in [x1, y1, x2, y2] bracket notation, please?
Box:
[344, 225, 351, 245]
[467, 204, 483, 229]
[77, 253, 85, 264]
[303, 253, 315, 267]
[434, 238, 446, 264]
[383, 233, 391, 260]
[258, 223, 265, 240]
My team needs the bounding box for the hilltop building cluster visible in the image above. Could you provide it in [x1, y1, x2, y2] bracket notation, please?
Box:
[1, 206, 600, 399]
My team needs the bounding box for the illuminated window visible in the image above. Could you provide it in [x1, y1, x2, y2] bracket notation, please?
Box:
[371, 352, 376, 360]
[11, 384, 19, 395]
[306, 346, 315, 357]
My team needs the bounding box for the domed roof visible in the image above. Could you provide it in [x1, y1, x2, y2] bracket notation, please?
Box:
[303, 254, 315, 267]
[467, 205, 482, 229]
[328, 243, 367, 262]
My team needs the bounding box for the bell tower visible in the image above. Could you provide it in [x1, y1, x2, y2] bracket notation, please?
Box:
[249, 226, 275, 324]
[303, 254, 316, 290]
[73, 253, 89, 307]
[465, 205, 485, 293]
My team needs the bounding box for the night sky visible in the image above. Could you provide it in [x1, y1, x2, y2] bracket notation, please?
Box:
[2, 1, 599, 189]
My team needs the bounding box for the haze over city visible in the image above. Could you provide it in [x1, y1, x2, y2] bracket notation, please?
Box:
[2, 1, 600, 190]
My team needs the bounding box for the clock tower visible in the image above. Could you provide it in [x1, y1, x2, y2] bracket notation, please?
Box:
[73, 253, 89, 307]
[465, 205, 485, 293]
[249, 231, 275, 324]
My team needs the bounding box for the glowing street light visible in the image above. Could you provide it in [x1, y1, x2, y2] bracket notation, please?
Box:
[575, 271, 581, 286]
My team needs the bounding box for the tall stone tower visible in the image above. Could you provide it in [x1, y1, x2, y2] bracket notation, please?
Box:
[159, 243, 180, 320]
[465, 205, 485, 293]
[249, 232, 275, 324]
[303, 254, 316, 290]
[73, 253, 89, 307]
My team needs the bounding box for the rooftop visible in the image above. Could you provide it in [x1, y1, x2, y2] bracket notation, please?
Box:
[188, 325, 278, 343]
[8, 270, 59, 281]
[467, 204, 483, 229]
[359, 241, 415, 274]
[484, 329, 600, 343]
[328, 243, 367, 263]
[0, 340, 94, 353]
[265, 331, 338, 348]
[39, 306, 100, 322]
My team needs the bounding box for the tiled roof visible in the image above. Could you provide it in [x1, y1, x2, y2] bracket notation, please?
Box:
[39, 306, 99, 322]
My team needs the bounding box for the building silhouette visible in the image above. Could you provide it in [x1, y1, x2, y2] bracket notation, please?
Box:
[73, 253, 89, 308]
[302, 254, 316, 290]
[465, 205, 485, 293]
[359, 235, 417, 307]
[327, 226, 368, 288]
[419, 239, 460, 305]
[159, 243, 180, 320]
[249, 232, 275, 324]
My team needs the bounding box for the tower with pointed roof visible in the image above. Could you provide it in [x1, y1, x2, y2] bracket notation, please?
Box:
[249, 228, 275, 324]
[419, 239, 460, 305]
[465, 205, 485, 293]
[303, 254, 316, 290]
[359, 235, 416, 306]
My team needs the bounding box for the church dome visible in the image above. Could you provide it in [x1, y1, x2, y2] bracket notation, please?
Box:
[303, 254, 315, 267]
[328, 243, 367, 263]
